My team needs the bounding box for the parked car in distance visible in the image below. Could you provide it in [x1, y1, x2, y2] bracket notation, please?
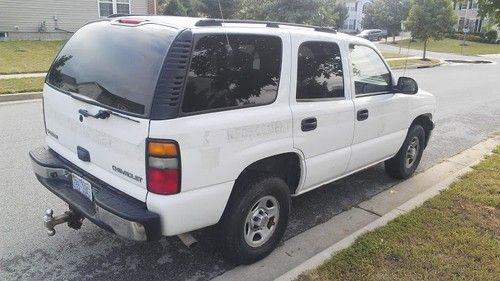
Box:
[357, 29, 386, 41]
[30, 16, 436, 265]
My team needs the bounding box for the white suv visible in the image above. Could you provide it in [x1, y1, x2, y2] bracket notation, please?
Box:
[30, 16, 435, 264]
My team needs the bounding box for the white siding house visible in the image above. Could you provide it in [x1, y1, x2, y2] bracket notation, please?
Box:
[0, 0, 157, 40]
[453, 0, 484, 32]
[341, 0, 372, 33]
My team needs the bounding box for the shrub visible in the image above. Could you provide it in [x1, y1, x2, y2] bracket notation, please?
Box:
[447, 31, 498, 44]
[484, 30, 498, 43]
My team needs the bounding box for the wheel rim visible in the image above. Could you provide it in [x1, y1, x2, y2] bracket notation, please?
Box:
[244, 195, 280, 248]
[405, 136, 420, 169]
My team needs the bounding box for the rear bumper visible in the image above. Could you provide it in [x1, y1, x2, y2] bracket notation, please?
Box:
[29, 147, 162, 241]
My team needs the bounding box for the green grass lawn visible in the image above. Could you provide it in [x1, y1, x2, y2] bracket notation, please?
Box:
[382, 52, 407, 59]
[299, 146, 500, 281]
[388, 38, 500, 56]
[0, 40, 64, 74]
[0, 77, 45, 94]
[387, 58, 440, 68]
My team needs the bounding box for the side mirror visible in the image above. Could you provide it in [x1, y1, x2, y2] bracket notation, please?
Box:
[395, 77, 418, 95]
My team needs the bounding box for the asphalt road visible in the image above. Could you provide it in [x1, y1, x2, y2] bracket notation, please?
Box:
[1, 56, 499, 280]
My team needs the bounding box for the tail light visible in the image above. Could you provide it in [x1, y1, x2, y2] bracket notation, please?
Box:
[147, 140, 181, 195]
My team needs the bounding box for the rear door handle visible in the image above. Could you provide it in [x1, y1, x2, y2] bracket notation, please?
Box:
[357, 109, 369, 121]
[301, 117, 317, 132]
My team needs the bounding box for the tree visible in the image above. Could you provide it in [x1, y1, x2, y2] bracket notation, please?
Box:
[162, 0, 188, 16]
[332, 3, 349, 29]
[199, 0, 240, 18]
[237, 0, 346, 27]
[237, 0, 274, 20]
[159, 0, 348, 27]
[405, 0, 457, 59]
[477, 0, 500, 26]
[361, 3, 377, 29]
[361, 0, 410, 42]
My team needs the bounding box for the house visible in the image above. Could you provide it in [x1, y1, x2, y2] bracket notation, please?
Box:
[453, 0, 484, 33]
[0, 0, 158, 40]
[340, 0, 372, 33]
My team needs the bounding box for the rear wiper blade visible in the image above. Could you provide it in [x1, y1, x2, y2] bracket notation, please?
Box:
[78, 108, 139, 123]
[78, 109, 110, 119]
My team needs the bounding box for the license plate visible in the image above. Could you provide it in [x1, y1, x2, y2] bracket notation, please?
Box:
[71, 173, 93, 201]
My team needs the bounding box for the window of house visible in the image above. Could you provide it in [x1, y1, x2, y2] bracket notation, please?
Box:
[296, 42, 344, 100]
[460, 1, 468, 9]
[181, 34, 282, 114]
[349, 44, 392, 96]
[348, 19, 355, 30]
[99, 0, 130, 17]
[458, 17, 465, 29]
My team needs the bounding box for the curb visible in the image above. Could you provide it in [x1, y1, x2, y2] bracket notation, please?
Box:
[0, 72, 47, 80]
[0, 92, 42, 103]
[391, 59, 444, 70]
[444, 59, 493, 64]
[275, 136, 498, 281]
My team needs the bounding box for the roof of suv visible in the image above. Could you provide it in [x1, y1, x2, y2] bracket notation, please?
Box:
[108, 15, 361, 42]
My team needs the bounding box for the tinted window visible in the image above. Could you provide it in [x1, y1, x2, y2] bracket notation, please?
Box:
[350, 44, 391, 96]
[181, 34, 282, 113]
[296, 42, 344, 100]
[47, 21, 177, 116]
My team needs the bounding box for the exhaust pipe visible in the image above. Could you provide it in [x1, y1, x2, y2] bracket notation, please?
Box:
[177, 232, 198, 248]
[43, 208, 83, 236]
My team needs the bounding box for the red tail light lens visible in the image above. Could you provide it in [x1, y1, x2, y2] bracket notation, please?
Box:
[146, 140, 180, 195]
[147, 168, 178, 195]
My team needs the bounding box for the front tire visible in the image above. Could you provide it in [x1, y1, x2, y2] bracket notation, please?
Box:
[385, 124, 426, 179]
[217, 172, 290, 264]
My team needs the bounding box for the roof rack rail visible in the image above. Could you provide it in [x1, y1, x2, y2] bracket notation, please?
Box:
[108, 13, 148, 18]
[194, 19, 336, 34]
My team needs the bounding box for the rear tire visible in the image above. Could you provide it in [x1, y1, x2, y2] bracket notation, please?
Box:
[217, 172, 290, 264]
[385, 124, 425, 179]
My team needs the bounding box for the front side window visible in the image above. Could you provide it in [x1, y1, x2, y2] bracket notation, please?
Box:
[99, 0, 130, 17]
[181, 34, 282, 113]
[296, 41, 344, 100]
[350, 44, 391, 96]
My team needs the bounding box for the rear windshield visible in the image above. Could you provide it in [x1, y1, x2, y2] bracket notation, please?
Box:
[47, 21, 178, 116]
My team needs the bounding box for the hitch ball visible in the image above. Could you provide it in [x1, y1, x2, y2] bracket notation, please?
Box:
[43, 209, 56, 236]
[43, 208, 83, 236]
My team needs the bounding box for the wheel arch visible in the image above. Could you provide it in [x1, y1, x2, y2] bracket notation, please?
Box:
[232, 152, 304, 197]
[410, 113, 434, 148]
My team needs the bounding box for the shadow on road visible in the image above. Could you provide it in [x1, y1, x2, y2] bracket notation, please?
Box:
[1, 164, 399, 281]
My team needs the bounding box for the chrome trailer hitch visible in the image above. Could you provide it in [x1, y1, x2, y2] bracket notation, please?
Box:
[43, 208, 84, 236]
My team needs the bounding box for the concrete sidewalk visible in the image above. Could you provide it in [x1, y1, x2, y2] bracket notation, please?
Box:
[0, 72, 46, 80]
[214, 136, 499, 281]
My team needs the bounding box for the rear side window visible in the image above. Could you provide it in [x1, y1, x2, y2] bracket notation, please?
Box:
[181, 34, 282, 113]
[47, 21, 177, 116]
[296, 41, 344, 100]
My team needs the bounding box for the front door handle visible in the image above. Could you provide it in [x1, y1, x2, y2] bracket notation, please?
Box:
[301, 117, 317, 132]
[357, 109, 369, 121]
